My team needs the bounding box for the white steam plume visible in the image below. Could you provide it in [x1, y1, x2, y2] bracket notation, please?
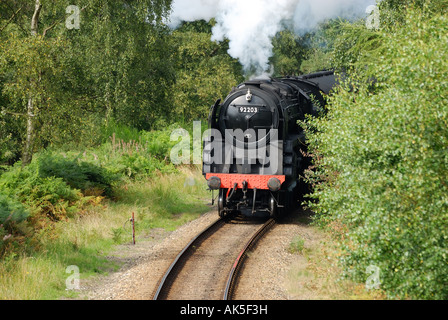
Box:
[210, 0, 298, 76]
[169, 0, 377, 76]
[292, 0, 377, 32]
[168, 0, 219, 27]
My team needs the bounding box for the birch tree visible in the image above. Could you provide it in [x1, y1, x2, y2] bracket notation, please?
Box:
[0, 0, 173, 164]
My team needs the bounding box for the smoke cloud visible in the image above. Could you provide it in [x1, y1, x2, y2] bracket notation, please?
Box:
[169, 0, 377, 76]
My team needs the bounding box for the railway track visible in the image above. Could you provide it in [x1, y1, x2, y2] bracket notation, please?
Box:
[153, 217, 276, 300]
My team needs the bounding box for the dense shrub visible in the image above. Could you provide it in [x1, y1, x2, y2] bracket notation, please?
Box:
[102, 126, 178, 178]
[37, 152, 118, 197]
[111, 153, 176, 179]
[0, 193, 28, 228]
[0, 160, 82, 220]
[0, 161, 84, 256]
[304, 11, 448, 299]
[0, 193, 29, 256]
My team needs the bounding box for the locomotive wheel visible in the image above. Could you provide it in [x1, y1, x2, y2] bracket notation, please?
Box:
[269, 196, 277, 219]
[218, 190, 226, 218]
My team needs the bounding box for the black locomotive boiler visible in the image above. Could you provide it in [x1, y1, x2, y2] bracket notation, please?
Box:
[203, 71, 337, 218]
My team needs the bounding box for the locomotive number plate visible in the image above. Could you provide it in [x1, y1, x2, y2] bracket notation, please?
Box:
[239, 106, 259, 113]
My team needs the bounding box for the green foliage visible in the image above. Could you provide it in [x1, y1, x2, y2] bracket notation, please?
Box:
[300, 49, 331, 75]
[0, 0, 174, 165]
[140, 127, 181, 160]
[100, 118, 142, 144]
[0, 160, 82, 220]
[378, 0, 448, 30]
[270, 30, 310, 76]
[0, 122, 188, 257]
[37, 152, 118, 197]
[170, 20, 244, 121]
[0, 115, 23, 164]
[299, 20, 344, 74]
[102, 124, 179, 178]
[330, 20, 384, 73]
[288, 236, 305, 254]
[329, 0, 448, 73]
[0, 193, 29, 230]
[74, 0, 175, 130]
[304, 10, 448, 299]
[0, 4, 244, 166]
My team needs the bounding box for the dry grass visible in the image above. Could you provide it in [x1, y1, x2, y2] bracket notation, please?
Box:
[285, 220, 386, 300]
[0, 256, 64, 300]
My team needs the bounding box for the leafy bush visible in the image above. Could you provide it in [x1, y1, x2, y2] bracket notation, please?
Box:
[0, 162, 82, 256]
[0, 122, 196, 260]
[0, 193, 29, 228]
[304, 11, 448, 299]
[100, 119, 143, 144]
[0, 161, 82, 220]
[113, 153, 176, 179]
[140, 127, 179, 160]
[103, 126, 178, 178]
[37, 152, 117, 197]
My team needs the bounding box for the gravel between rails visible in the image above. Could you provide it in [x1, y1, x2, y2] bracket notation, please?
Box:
[164, 222, 263, 300]
[75, 209, 319, 300]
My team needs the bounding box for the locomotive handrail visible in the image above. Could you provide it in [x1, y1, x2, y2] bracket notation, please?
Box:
[208, 99, 221, 128]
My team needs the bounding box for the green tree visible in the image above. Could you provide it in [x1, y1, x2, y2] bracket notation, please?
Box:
[170, 20, 243, 122]
[270, 30, 310, 76]
[304, 8, 448, 299]
[328, 0, 448, 73]
[379, 0, 448, 29]
[300, 20, 342, 74]
[66, 0, 175, 131]
[0, 0, 173, 165]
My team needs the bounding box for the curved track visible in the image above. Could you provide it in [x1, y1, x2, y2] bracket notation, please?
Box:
[223, 218, 276, 300]
[153, 218, 275, 300]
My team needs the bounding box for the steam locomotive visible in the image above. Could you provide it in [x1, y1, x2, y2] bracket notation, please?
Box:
[203, 71, 337, 218]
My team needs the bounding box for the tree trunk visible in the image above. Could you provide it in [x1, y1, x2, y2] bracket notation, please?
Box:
[22, 98, 36, 166]
[22, 0, 42, 166]
[31, 0, 42, 36]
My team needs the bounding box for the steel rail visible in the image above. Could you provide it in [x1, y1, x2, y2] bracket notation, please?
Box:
[223, 218, 276, 300]
[153, 218, 226, 300]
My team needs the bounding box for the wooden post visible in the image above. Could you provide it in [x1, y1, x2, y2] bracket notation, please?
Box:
[131, 212, 135, 245]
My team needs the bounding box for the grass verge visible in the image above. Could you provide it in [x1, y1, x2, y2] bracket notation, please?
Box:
[0, 166, 210, 300]
[285, 214, 386, 300]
